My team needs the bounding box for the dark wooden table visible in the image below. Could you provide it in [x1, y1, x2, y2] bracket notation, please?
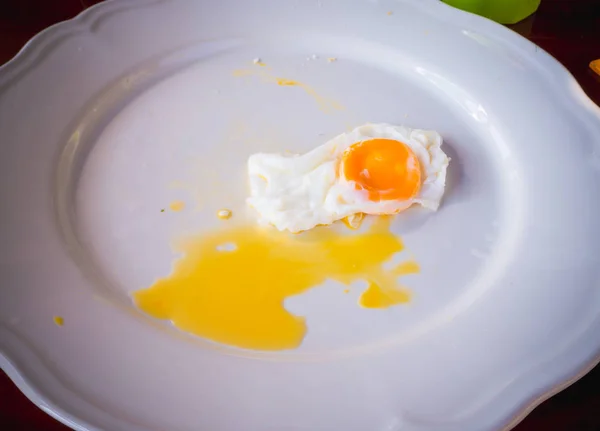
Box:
[1, 0, 599, 430]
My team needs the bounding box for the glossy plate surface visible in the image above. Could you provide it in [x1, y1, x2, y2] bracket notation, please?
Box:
[1, 0, 600, 430]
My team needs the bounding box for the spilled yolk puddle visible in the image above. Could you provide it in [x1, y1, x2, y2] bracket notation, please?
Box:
[359, 260, 419, 308]
[133, 217, 418, 351]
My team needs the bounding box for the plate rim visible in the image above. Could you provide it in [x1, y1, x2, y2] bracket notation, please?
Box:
[1, 1, 600, 430]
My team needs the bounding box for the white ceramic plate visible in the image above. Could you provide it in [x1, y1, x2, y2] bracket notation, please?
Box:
[1, 0, 600, 430]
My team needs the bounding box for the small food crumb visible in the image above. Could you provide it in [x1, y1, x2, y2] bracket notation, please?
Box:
[342, 213, 365, 230]
[327, 57, 337, 63]
[591, 59, 600, 76]
[387, 11, 393, 16]
[343, 289, 350, 294]
[160, 208, 165, 213]
[169, 201, 185, 212]
[53, 316, 64, 327]
[217, 209, 232, 220]
[253, 58, 266, 66]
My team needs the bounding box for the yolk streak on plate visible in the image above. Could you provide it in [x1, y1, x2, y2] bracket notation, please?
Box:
[232, 68, 344, 113]
[133, 217, 417, 351]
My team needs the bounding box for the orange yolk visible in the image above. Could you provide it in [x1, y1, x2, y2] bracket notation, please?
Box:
[342, 139, 421, 202]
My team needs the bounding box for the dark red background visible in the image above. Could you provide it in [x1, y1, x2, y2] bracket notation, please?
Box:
[1, 0, 599, 430]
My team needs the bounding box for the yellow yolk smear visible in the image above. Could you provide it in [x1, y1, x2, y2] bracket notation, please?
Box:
[133, 217, 417, 351]
[169, 200, 185, 212]
[231, 68, 344, 113]
[343, 139, 421, 202]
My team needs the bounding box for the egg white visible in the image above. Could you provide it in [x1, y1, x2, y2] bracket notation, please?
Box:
[247, 123, 450, 232]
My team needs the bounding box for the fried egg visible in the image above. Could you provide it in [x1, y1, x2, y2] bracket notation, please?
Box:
[247, 123, 450, 232]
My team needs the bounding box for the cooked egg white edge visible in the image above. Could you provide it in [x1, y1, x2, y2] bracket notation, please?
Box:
[247, 123, 450, 232]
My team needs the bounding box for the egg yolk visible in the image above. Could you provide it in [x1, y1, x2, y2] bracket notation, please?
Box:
[133, 217, 418, 351]
[342, 139, 421, 201]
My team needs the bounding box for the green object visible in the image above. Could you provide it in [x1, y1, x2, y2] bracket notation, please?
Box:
[442, 0, 541, 24]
